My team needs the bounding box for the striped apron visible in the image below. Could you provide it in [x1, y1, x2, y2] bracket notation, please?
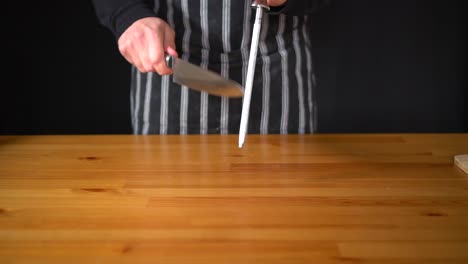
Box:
[130, 0, 317, 135]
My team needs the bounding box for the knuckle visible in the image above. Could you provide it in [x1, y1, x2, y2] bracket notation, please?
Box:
[144, 64, 154, 72]
[118, 41, 129, 53]
[132, 30, 143, 39]
[151, 54, 164, 65]
[118, 46, 127, 55]
[136, 64, 147, 73]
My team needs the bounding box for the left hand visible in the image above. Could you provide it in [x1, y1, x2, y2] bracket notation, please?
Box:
[266, 0, 287, 7]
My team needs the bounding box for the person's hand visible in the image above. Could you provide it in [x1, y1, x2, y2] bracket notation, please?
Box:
[118, 17, 178, 75]
[266, 0, 287, 7]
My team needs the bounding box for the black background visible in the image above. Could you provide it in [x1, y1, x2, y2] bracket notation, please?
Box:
[1, 0, 465, 135]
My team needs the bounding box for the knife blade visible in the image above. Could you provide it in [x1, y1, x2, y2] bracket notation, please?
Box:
[166, 55, 244, 98]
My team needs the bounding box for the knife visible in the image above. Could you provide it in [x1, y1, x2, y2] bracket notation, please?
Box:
[165, 55, 244, 98]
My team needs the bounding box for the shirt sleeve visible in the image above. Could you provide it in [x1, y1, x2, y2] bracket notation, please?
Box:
[268, 0, 331, 15]
[91, 0, 157, 39]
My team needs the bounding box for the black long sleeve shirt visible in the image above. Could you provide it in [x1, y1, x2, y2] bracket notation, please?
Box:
[92, 0, 329, 39]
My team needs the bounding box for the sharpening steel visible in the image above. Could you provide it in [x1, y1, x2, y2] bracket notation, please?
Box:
[238, 0, 269, 148]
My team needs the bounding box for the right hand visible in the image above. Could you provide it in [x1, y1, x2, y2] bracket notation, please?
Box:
[118, 17, 178, 75]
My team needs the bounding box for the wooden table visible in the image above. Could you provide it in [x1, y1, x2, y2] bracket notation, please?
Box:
[0, 134, 467, 264]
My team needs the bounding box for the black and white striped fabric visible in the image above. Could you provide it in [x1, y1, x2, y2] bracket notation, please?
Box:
[130, 0, 317, 135]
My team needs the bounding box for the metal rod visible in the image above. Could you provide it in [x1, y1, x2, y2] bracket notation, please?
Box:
[238, 5, 265, 148]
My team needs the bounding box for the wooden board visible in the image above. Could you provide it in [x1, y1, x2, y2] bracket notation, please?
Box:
[1, 134, 468, 264]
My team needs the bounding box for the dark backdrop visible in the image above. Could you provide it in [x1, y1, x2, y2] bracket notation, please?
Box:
[1, 0, 465, 135]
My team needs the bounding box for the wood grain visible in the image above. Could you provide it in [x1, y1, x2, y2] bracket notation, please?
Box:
[0, 134, 467, 264]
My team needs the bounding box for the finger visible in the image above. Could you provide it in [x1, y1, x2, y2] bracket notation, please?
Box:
[119, 29, 150, 72]
[131, 48, 146, 73]
[164, 28, 178, 57]
[134, 29, 156, 73]
[146, 30, 171, 75]
[154, 28, 177, 75]
[119, 39, 146, 72]
[119, 46, 134, 65]
[151, 47, 172, 75]
[152, 32, 172, 76]
[166, 46, 178, 58]
[118, 36, 135, 65]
